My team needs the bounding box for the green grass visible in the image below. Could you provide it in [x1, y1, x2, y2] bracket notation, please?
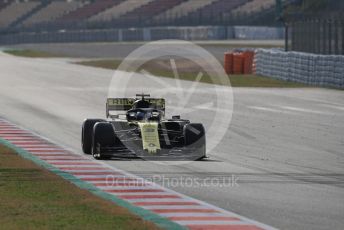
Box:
[228, 74, 305, 87]
[0, 145, 160, 230]
[4, 49, 61, 58]
[77, 59, 122, 70]
[75, 59, 306, 88]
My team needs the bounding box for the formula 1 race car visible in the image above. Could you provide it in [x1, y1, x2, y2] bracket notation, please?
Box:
[81, 94, 206, 160]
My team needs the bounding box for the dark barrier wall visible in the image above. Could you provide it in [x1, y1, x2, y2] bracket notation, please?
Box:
[0, 26, 284, 45]
[290, 17, 344, 55]
[0, 30, 120, 44]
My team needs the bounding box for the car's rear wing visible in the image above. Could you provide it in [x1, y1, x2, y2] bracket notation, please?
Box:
[106, 98, 165, 118]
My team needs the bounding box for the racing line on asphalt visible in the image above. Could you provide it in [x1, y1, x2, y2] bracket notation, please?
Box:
[0, 118, 276, 230]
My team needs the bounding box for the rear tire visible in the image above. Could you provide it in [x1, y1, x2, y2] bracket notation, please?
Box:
[92, 122, 116, 160]
[184, 123, 206, 160]
[81, 119, 105, 154]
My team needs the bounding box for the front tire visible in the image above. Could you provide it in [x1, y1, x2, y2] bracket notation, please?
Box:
[184, 123, 206, 160]
[82, 119, 105, 154]
[92, 122, 116, 160]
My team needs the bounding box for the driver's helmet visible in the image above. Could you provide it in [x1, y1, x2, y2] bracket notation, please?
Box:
[132, 99, 151, 109]
[136, 111, 145, 120]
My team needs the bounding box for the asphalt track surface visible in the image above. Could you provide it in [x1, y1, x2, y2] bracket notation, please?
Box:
[0, 51, 344, 230]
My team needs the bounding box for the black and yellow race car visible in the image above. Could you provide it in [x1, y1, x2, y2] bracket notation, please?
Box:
[81, 94, 206, 160]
